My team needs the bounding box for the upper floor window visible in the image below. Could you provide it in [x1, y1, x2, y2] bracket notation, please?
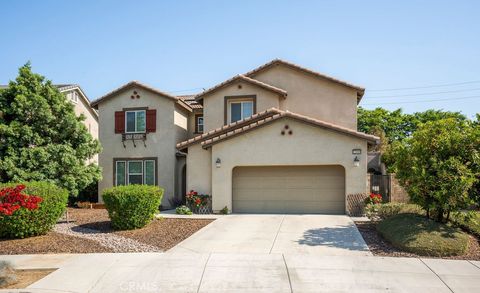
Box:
[71, 91, 79, 104]
[125, 110, 146, 133]
[227, 99, 254, 124]
[196, 115, 204, 133]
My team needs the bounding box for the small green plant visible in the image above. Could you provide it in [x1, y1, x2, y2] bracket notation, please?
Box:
[0, 261, 16, 287]
[102, 185, 163, 230]
[176, 205, 192, 215]
[220, 206, 229, 215]
[365, 203, 423, 220]
[0, 182, 68, 239]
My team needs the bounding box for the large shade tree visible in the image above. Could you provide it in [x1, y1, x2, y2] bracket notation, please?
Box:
[0, 63, 101, 196]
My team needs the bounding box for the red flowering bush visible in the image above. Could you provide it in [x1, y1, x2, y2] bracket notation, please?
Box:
[186, 190, 210, 208]
[0, 182, 68, 239]
[364, 192, 383, 205]
[0, 185, 43, 216]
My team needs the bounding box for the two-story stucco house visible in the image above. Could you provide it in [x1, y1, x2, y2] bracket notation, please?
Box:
[92, 59, 379, 213]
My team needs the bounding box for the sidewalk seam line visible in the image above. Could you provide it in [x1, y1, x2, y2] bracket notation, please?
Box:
[468, 260, 480, 270]
[269, 215, 285, 254]
[87, 256, 121, 293]
[419, 258, 454, 293]
[282, 254, 294, 293]
[197, 253, 211, 293]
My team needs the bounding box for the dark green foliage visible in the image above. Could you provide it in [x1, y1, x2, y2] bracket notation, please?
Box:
[391, 119, 479, 222]
[103, 185, 163, 230]
[377, 214, 469, 256]
[358, 107, 467, 143]
[0, 63, 101, 196]
[0, 182, 68, 239]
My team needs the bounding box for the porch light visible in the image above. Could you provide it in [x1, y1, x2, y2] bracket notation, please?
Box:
[353, 156, 360, 167]
[216, 158, 221, 168]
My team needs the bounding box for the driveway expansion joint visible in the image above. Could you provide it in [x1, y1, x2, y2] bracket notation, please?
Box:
[196, 253, 211, 293]
[269, 215, 286, 254]
[282, 254, 294, 293]
[419, 258, 454, 293]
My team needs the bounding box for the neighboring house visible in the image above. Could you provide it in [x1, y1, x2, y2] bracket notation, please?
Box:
[56, 84, 99, 164]
[92, 59, 379, 213]
[0, 84, 99, 163]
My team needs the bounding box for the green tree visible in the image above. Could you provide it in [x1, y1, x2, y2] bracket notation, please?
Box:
[391, 119, 479, 222]
[0, 63, 101, 196]
[357, 107, 467, 143]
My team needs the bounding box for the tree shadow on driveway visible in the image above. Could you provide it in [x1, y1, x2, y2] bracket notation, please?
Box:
[296, 225, 369, 251]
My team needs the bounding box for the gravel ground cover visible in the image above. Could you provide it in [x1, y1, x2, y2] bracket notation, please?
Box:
[0, 232, 113, 255]
[356, 221, 480, 260]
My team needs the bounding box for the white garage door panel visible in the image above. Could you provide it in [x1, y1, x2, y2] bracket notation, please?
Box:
[232, 166, 345, 214]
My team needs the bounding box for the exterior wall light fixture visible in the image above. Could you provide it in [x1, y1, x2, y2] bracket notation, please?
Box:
[353, 156, 360, 167]
[216, 158, 221, 168]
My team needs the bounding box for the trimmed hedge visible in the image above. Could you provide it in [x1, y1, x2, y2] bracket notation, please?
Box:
[102, 185, 163, 230]
[0, 182, 68, 239]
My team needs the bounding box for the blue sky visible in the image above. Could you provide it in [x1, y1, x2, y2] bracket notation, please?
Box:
[1, 0, 479, 118]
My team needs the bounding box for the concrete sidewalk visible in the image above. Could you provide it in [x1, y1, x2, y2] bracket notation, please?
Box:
[1, 253, 479, 292]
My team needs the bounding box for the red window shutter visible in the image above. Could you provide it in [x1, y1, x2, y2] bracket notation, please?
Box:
[146, 109, 156, 133]
[114, 111, 125, 133]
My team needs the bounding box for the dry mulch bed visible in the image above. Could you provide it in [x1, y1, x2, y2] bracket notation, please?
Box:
[68, 208, 213, 251]
[0, 232, 113, 255]
[356, 221, 480, 260]
[0, 269, 56, 289]
[1, 208, 212, 255]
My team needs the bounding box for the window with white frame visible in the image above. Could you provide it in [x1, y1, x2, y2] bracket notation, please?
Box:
[196, 115, 204, 133]
[228, 100, 254, 123]
[125, 110, 146, 133]
[115, 159, 156, 186]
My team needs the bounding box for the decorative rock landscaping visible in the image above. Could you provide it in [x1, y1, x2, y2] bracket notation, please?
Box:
[54, 222, 161, 253]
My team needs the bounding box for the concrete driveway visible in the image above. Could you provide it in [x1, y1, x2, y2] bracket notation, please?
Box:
[169, 214, 371, 256]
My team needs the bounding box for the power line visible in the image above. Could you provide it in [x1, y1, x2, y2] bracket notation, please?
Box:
[361, 95, 480, 106]
[368, 80, 480, 92]
[365, 87, 480, 99]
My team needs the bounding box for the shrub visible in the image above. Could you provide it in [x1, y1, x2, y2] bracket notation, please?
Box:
[186, 190, 210, 208]
[391, 119, 479, 222]
[176, 205, 192, 215]
[377, 213, 469, 256]
[365, 203, 424, 220]
[102, 185, 163, 230]
[0, 261, 16, 287]
[220, 206, 229, 215]
[0, 182, 68, 239]
[364, 193, 383, 205]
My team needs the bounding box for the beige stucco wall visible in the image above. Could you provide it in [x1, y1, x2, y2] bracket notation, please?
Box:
[203, 81, 281, 132]
[251, 64, 359, 130]
[65, 89, 99, 163]
[97, 87, 185, 206]
[186, 144, 212, 195]
[187, 118, 367, 213]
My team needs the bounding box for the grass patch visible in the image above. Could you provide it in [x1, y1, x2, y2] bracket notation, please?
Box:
[377, 213, 469, 257]
[451, 211, 480, 238]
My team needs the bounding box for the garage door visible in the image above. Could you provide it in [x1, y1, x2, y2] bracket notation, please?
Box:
[232, 165, 345, 214]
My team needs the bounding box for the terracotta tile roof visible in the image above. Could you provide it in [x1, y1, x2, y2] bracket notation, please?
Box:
[177, 108, 379, 150]
[177, 95, 203, 109]
[244, 59, 365, 101]
[91, 81, 192, 112]
[194, 74, 287, 100]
